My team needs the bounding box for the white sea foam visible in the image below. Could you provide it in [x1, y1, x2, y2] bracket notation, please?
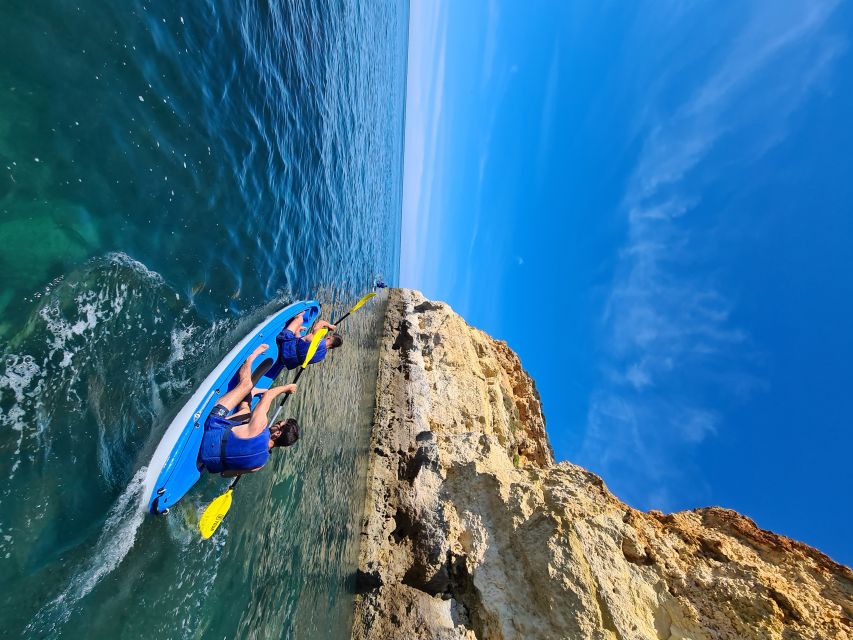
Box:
[0, 355, 41, 429]
[2, 252, 176, 523]
[26, 468, 148, 635]
[6, 278, 127, 452]
[104, 251, 165, 284]
[0, 354, 45, 480]
[156, 502, 229, 635]
[167, 324, 196, 366]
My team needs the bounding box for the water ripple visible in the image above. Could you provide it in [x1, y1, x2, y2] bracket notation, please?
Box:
[0, 0, 407, 635]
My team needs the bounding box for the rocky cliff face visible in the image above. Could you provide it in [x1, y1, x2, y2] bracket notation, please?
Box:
[352, 289, 852, 640]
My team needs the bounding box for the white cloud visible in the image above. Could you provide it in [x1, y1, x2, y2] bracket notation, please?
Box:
[481, 0, 500, 87]
[625, 362, 652, 390]
[580, 0, 843, 510]
[399, 0, 450, 289]
[534, 44, 561, 186]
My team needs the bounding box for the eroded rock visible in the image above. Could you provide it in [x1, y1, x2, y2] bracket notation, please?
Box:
[352, 289, 853, 640]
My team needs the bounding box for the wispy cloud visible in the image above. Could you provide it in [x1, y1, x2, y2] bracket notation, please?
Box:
[400, 0, 450, 289]
[480, 0, 500, 87]
[458, 22, 513, 316]
[534, 43, 560, 184]
[579, 0, 843, 510]
[403, 0, 510, 315]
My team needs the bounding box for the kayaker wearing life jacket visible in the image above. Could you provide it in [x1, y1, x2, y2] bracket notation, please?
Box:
[275, 311, 342, 370]
[198, 344, 300, 476]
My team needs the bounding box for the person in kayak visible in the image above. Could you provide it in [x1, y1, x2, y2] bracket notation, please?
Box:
[274, 311, 343, 370]
[198, 344, 300, 476]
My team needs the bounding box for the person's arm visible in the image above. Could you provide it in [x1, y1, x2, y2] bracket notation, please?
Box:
[246, 384, 296, 437]
[305, 319, 336, 339]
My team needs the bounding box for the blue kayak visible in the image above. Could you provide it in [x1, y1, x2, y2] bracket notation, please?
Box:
[143, 300, 320, 514]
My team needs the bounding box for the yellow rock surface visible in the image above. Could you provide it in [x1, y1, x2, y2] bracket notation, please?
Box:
[352, 289, 852, 640]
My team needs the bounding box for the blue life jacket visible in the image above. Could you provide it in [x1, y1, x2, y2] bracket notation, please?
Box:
[276, 328, 328, 370]
[198, 406, 270, 473]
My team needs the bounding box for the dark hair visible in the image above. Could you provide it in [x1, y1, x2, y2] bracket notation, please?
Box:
[270, 418, 300, 448]
[328, 334, 343, 349]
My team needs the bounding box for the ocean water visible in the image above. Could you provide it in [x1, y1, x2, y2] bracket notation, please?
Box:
[0, 1, 407, 638]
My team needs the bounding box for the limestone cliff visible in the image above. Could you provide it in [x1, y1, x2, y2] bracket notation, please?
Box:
[352, 289, 852, 640]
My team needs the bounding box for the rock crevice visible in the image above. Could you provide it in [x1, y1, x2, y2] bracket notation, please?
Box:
[352, 289, 852, 640]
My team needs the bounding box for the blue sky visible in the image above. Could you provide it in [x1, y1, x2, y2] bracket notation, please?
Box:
[400, 0, 853, 566]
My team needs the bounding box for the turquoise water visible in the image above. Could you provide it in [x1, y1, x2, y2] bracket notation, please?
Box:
[0, 1, 407, 637]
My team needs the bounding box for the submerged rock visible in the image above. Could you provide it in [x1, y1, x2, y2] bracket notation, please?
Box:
[0, 199, 100, 320]
[352, 288, 852, 640]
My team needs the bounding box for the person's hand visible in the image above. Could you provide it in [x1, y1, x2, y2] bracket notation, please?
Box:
[284, 384, 297, 394]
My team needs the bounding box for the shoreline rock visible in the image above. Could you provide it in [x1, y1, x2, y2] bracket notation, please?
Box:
[352, 289, 852, 640]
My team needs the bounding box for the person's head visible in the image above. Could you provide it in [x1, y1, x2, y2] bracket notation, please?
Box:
[269, 418, 300, 448]
[325, 333, 343, 350]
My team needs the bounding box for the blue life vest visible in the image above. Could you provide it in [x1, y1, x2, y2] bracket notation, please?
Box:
[276, 329, 328, 370]
[198, 406, 270, 473]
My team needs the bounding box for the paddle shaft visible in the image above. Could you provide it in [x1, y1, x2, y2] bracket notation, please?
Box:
[199, 295, 374, 538]
[331, 310, 352, 326]
[226, 341, 312, 489]
[331, 292, 375, 327]
[268, 297, 370, 421]
[226, 362, 305, 490]
[269, 366, 305, 424]
[269, 295, 372, 420]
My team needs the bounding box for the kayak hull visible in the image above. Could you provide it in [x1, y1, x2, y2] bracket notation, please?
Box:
[143, 300, 319, 514]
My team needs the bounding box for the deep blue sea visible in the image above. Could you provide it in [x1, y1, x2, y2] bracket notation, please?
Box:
[0, 1, 408, 637]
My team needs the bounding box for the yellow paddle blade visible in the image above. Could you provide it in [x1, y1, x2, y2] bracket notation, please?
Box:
[198, 489, 233, 539]
[349, 292, 376, 313]
[302, 327, 328, 368]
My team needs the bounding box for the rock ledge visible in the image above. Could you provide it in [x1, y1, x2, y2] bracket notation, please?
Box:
[352, 289, 852, 640]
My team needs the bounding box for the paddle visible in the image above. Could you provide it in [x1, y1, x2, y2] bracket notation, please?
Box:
[300, 292, 375, 338]
[268, 327, 327, 424]
[266, 292, 375, 423]
[330, 292, 376, 327]
[198, 328, 329, 539]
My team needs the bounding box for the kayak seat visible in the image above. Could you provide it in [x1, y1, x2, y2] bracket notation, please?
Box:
[252, 358, 273, 385]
